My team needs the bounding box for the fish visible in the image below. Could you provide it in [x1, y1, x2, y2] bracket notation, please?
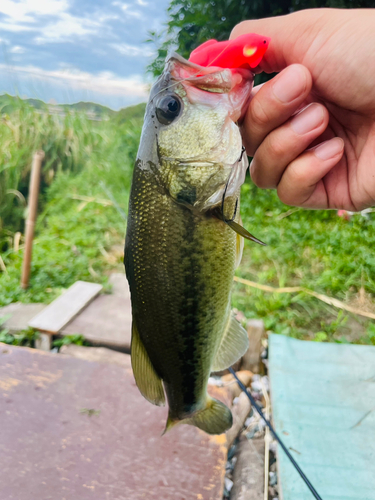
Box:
[124, 52, 261, 435]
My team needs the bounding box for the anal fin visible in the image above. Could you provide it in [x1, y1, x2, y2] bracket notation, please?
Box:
[211, 313, 249, 372]
[131, 321, 165, 406]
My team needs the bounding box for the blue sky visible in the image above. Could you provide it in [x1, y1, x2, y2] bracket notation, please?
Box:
[0, 0, 171, 109]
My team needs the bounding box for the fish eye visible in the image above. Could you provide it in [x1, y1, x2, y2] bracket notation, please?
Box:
[155, 95, 182, 125]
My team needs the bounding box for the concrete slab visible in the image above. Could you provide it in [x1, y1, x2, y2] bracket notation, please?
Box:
[60, 344, 131, 368]
[108, 272, 130, 297]
[61, 273, 132, 350]
[0, 302, 46, 333]
[0, 343, 228, 500]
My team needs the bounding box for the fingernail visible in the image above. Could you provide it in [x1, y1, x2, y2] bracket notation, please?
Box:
[315, 138, 344, 160]
[291, 103, 324, 135]
[272, 65, 307, 103]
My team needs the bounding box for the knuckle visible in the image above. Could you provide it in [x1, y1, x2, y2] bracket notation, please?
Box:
[250, 158, 271, 189]
[266, 134, 286, 160]
[277, 159, 312, 205]
[249, 159, 263, 188]
[250, 97, 273, 130]
[287, 161, 310, 185]
[277, 185, 295, 206]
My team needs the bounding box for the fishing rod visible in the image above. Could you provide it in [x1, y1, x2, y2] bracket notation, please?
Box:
[228, 367, 323, 500]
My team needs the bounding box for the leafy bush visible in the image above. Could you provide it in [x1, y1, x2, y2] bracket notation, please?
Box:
[0, 97, 119, 250]
[0, 107, 142, 305]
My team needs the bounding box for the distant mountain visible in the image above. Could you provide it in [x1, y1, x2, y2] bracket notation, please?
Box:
[0, 94, 147, 126]
[62, 101, 116, 117]
[114, 102, 146, 125]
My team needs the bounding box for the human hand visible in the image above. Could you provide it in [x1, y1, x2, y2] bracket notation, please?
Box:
[231, 9, 375, 211]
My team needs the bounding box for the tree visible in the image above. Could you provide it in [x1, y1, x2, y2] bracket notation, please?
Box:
[147, 0, 375, 77]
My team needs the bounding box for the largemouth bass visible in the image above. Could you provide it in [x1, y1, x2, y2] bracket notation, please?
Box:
[125, 53, 260, 435]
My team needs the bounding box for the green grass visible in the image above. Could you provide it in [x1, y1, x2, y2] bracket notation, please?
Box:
[0, 102, 142, 305]
[0, 315, 40, 347]
[0, 98, 110, 243]
[0, 98, 374, 344]
[233, 181, 375, 344]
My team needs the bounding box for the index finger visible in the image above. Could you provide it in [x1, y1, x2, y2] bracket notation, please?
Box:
[241, 64, 312, 156]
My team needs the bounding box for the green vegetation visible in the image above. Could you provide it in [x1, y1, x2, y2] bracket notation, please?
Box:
[52, 334, 89, 348]
[0, 96, 114, 243]
[0, 317, 40, 347]
[0, 90, 374, 344]
[232, 180, 375, 343]
[114, 103, 146, 125]
[0, 96, 143, 305]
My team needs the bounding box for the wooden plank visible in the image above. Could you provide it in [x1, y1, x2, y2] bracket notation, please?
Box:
[34, 333, 51, 351]
[28, 281, 102, 334]
[269, 334, 375, 500]
[241, 319, 265, 373]
[231, 435, 264, 500]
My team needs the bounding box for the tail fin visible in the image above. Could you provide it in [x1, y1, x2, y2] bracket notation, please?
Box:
[164, 397, 233, 435]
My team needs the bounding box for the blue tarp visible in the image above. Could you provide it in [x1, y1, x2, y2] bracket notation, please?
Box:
[269, 334, 375, 500]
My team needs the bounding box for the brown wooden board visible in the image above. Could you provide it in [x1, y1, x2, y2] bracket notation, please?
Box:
[0, 343, 228, 500]
[28, 281, 102, 333]
[61, 274, 131, 350]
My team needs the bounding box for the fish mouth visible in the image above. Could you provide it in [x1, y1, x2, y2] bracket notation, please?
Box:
[163, 52, 254, 122]
[166, 52, 253, 89]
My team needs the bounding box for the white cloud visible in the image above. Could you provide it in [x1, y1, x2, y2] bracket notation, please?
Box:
[0, 62, 149, 98]
[0, 0, 115, 43]
[9, 46, 25, 54]
[112, 1, 142, 18]
[34, 13, 97, 43]
[110, 42, 153, 57]
[0, 21, 34, 32]
[0, 0, 68, 23]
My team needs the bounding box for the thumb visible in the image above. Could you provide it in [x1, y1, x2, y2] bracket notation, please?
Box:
[230, 10, 326, 74]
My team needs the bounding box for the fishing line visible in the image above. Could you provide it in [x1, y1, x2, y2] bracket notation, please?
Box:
[205, 38, 238, 68]
[228, 367, 323, 500]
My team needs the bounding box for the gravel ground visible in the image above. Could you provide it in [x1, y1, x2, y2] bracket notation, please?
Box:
[222, 341, 279, 500]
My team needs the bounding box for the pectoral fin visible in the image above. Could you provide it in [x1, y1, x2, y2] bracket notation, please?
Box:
[211, 313, 249, 372]
[235, 219, 244, 268]
[213, 206, 266, 246]
[226, 219, 266, 246]
[131, 321, 165, 406]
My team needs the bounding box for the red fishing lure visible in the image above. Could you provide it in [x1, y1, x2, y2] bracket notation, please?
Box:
[189, 33, 270, 69]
